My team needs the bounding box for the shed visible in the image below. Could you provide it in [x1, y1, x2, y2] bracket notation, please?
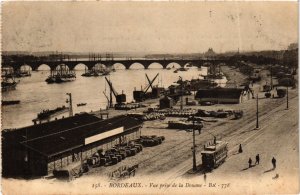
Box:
[195, 88, 244, 104]
[160, 96, 174, 109]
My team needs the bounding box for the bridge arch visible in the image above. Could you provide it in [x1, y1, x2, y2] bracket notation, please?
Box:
[54, 64, 71, 71]
[73, 63, 88, 70]
[93, 63, 107, 70]
[1, 66, 14, 76]
[182, 62, 197, 68]
[166, 62, 181, 69]
[2, 65, 14, 70]
[147, 62, 164, 69]
[88, 63, 105, 70]
[112, 63, 126, 70]
[128, 62, 145, 70]
[19, 64, 32, 71]
[36, 64, 51, 71]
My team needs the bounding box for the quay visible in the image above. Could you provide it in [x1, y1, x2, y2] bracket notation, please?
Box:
[2, 62, 298, 185]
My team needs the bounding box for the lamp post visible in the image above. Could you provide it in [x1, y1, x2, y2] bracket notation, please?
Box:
[180, 76, 183, 110]
[66, 93, 73, 117]
[256, 94, 259, 129]
[192, 116, 197, 171]
[270, 64, 273, 90]
[286, 85, 289, 110]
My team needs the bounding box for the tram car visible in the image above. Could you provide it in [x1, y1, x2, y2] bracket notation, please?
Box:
[201, 139, 228, 170]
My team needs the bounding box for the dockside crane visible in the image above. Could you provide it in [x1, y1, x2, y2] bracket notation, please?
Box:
[105, 77, 126, 106]
[133, 73, 160, 102]
[144, 73, 159, 95]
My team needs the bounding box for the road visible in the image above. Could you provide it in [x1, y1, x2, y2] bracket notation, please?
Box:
[161, 95, 299, 194]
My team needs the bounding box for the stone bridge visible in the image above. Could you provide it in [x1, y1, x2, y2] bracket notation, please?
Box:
[3, 58, 232, 71]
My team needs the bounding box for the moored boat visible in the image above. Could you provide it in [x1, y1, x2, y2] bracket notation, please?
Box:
[2, 100, 20, 106]
[77, 103, 87, 107]
[2, 77, 18, 92]
[35, 105, 69, 120]
[46, 64, 76, 84]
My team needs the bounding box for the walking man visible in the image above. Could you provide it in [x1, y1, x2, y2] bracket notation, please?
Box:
[255, 154, 260, 165]
[248, 158, 252, 168]
[238, 144, 243, 153]
[272, 157, 276, 169]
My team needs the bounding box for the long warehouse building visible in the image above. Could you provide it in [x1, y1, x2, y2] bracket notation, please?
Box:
[2, 113, 143, 177]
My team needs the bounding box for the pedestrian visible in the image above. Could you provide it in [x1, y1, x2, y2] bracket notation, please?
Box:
[272, 157, 276, 169]
[248, 158, 252, 168]
[238, 144, 243, 153]
[198, 129, 201, 135]
[255, 154, 260, 165]
[204, 173, 207, 183]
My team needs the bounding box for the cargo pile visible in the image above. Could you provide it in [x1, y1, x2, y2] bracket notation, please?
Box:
[85, 134, 165, 170]
[187, 116, 218, 123]
[142, 113, 166, 121]
[151, 108, 198, 118]
[86, 142, 143, 168]
[115, 103, 146, 110]
[135, 135, 165, 147]
[196, 109, 239, 118]
[168, 120, 203, 130]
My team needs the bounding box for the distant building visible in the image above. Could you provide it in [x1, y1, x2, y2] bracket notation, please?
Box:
[2, 113, 143, 178]
[160, 96, 174, 109]
[287, 42, 298, 50]
[195, 88, 245, 104]
[204, 48, 217, 58]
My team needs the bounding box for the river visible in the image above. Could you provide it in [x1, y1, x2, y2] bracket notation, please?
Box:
[2, 66, 227, 129]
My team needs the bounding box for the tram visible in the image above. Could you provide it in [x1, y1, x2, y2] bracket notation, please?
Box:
[201, 139, 228, 170]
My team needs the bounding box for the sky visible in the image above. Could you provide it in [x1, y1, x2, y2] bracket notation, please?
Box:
[2, 2, 298, 54]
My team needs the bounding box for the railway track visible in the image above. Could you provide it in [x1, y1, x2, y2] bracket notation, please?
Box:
[161, 95, 298, 184]
[134, 95, 296, 175]
[135, 94, 297, 175]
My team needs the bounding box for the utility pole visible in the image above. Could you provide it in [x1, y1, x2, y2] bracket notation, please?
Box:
[192, 116, 197, 171]
[270, 64, 273, 89]
[180, 86, 183, 110]
[255, 94, 259, 129]
[286, 85, 289, 110]
[66, 93, 73, 117]
[109, 80, 113, 108]
[180, 77, 183, 110]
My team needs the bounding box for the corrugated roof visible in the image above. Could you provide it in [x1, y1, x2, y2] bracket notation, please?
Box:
[195, 88, 244, 99]
[19, 115, 142, 157]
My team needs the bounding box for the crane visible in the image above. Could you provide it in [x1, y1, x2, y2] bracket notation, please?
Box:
[144, 73, 159, 95]
[105, 77, 126, 106]
[133, 73, 159, 102]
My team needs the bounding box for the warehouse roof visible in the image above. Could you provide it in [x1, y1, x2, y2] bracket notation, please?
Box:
[195, 88, 244, 99]
[2, 113, 101, 143]
[19, 115, 142, 158]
